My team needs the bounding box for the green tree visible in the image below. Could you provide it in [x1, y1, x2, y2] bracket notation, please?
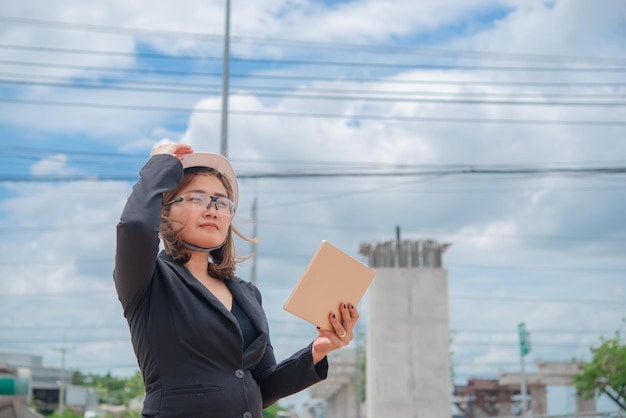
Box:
[69, 370, 286, 416]
[119, 371, 145, 405]
[48, 410, 82, 418]
[573, 327, 626, 412]
[123, 410, 142, 418]
[70, 370, 145, 408]
[262, 403, 279, 418]
[262, 403, 293, 418]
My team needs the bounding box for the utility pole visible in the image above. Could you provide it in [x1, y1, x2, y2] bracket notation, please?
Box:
[520, 347, 527, 416]
[54, 345, 72, 415]
[220, 0, 231, 157]
[518, 322, 531, 416]
[250, 196, 258, 285]
[354, 317, 363, 418]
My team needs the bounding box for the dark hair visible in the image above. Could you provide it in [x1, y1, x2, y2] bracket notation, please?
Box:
[159, 168, 254, 281]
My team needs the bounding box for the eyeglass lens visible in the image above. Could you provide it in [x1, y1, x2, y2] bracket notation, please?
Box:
[187, 193, 233, 214]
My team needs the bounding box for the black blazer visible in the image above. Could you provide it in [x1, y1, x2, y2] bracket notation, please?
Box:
[114, 155, 327, 418]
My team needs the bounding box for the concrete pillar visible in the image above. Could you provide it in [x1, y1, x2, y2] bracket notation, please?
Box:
[324, 384, 357, 418]
[576, 394, 596, 413]
[529, 385, 547, 415]
[498, 393, 513, 416]
[366, 254, 451, 418]
[309, 349, 359, 418]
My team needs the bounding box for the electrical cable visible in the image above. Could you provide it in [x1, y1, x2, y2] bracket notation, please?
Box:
[1, 16, 626, 66]
[2, 60, 625, 88]
[3, 78, 626, 104]
[1, 97, 625, 126]
[3, 75, 624, 99]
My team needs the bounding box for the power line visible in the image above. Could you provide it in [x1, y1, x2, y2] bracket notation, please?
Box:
[0, 58, 219, 77]
[0, 323, 613, 335]
[0, 43, 208, 61]
[2, 60, 625, 89]
[453, 329, 617, 335]
[1, 146, 144, 160]
[3, 78, 626, 105]
[4, 146, 626, 172]
[0, 78, 221, 96]
[449, 342, 600, 348]
[0, 15, 222, 42]
[1, 51, 624, 73]
[0, 318, 616, 335]
[2, 46, 625, 73]
[1, 97, 625, 126]
[3, 75, 624, 100]
[0, 257, 623, 276]
[0, 336, 600, 349]
[1, 16, 625, 66]
[448, 263, 626, 274]
[0, 220, 624, 248]
[0, 283, 623, 298]
[0, 160, 624, 182]
[0, 220, 623, 243]
[256, 221, 626, 242]
[449, 295, 625, 305]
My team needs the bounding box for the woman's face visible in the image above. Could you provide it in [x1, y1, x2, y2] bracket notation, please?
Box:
[167, 174, 232, 250]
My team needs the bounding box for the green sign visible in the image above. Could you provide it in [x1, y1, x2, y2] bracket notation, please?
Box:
[0, 376, 30, 395]
[518, 322, 531, 356]
[0, 377, 15, 395]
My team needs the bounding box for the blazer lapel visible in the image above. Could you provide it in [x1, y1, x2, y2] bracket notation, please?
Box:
[159, 252, 269, 365]
[226, 279, 269, 335]
[226, 279, 272, 368]
[159, 252, 238, 323]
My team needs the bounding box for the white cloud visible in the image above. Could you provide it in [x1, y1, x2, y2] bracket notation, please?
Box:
[0, 0, 624, 414]
[30, 154, 72, 176]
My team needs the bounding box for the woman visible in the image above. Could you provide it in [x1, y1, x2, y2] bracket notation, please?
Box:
[114, 143, 358, 418]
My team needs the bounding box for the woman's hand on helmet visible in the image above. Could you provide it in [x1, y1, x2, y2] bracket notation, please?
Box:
[151, 143, 194, 160]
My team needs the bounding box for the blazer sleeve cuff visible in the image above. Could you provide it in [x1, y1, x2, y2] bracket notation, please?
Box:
[313, 353, 329, 380]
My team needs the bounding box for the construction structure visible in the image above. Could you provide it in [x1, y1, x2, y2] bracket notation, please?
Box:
[307, 237, 607, 417]
[360, 239, 452, 418]
[453, 361, 597, 417]
[0, 352, 97, 416]
[0, 364, 44, 418]
[308, 349, 362, 418]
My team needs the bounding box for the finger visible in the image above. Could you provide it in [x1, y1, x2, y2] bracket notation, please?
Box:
[316, 325, 343, 345]
[151, 143, 176, 155]
[338, 303, 352, 335]
[335, 303, 353, 341]
[348, 303, 360, 322]
[329, 312, 349, 341]
[173, 144, 194, 158]
[151, 143, 194, 157]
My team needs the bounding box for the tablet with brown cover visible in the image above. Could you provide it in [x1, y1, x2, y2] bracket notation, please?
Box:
[283, 240, 376, 330]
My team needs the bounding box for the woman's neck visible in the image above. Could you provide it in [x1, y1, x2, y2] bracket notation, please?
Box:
[184, 252, 211, 279]
[184, 251, 232, 310]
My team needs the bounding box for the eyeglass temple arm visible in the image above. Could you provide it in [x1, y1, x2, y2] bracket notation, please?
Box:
[164, 197, 184, 206]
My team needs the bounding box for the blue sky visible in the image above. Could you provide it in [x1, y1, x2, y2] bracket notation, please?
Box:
[0, 0, 625, 415]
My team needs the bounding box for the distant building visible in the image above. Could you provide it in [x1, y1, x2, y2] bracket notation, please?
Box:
[0, 363, 44, 418]
[453, 360, 597, 417]
[0, 352, 71, 389]
[0, 352, 97, 414]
